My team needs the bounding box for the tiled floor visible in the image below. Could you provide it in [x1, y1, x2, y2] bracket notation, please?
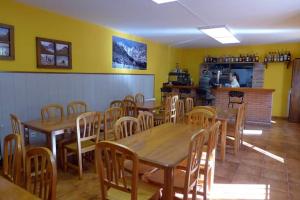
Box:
[56, 119, 300, 200]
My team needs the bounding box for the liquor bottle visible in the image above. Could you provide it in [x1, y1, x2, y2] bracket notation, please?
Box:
[283, 51, 287, 61]
[280, 51, 284, 62]
[264, 56, 268, 63]
[239, 54, 242, 62]
[287, 51, 291, 61]
[255, 54, 259, 62]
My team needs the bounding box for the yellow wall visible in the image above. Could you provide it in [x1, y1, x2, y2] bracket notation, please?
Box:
[0, 0, 180, 98]
[180, 43, 300, 117]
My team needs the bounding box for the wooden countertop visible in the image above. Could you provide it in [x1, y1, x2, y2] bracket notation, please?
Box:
[163, 85, 198, 89]
[213, 87, 275, 93]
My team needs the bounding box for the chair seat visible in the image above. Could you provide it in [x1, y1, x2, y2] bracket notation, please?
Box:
[124, 161, 157, 175]
[107, 178, 159, 200]
[65, 140, 95, 151]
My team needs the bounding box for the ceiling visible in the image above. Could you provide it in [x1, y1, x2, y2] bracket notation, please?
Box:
[17, 0, 300, 47]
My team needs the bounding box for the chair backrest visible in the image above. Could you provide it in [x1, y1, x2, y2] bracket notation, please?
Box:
[234, 104, 245, 137]
[110, 100, 124, 108]
[162, 96, 172, 123]
[204, 121, 221, 169]
[137, 111, 154, 131]
[41, 104, 64, 121]
[26, 147, 57, 200]
[185, 97, 194, 113]
[122, 100, 138, 117]
[187, 109, 216, 129]
[67, 101, 87, 115]
[3, 133, 22, 185]
[76, 112, 101, 145]
[104, 107, 123, 140]
[193, 106, 217, 116]
[170, 95, 179, 123]
[10, 114, 26, 170]
[135, 93, 144, 104]
[183, 130, 206, 199]
[176, 99, 185, 123]
[114, 117, 140, 140]
[96, 141, 138, 200]
[124, 95, 135, 102]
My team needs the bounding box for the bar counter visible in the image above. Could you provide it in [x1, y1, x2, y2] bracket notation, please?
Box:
[213, 87, 275, 125]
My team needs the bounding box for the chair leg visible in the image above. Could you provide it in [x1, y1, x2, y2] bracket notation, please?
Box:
[192, 185, 197, 200]
[63, 148, 68, 172]
[78, 152, 83, 179]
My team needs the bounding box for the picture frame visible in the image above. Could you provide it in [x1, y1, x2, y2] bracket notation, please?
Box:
[36, 37, 72, 69]
[0, 23, 15, 60]
[112, 36, 147, 70]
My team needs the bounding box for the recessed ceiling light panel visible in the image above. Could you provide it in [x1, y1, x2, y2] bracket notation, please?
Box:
[152, 0, 177, 4]
[199, 26, 240, 44]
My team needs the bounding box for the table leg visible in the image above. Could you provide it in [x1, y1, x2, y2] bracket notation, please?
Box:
[220, 120, 227, 161]
[51, 132, 57, 161]
[163, 167, 174, 200]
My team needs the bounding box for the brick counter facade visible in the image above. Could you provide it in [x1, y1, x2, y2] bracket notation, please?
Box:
[213, 88, 275, 125]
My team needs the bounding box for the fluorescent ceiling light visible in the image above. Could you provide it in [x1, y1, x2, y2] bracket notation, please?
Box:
[199, 26, 240, 44]
[152, 0, 177, 4]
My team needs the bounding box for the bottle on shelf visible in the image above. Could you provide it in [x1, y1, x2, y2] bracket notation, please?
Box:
[287, 51, 291, 61]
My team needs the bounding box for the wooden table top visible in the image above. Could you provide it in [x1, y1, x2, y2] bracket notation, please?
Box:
[22, 114, 79, 133]
[0, 176, 40, 200]
[136, 101, 161, 111]
[116, 123, 204, 168]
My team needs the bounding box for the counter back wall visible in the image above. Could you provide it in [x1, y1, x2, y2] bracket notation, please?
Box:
[180, 43, 300, 117]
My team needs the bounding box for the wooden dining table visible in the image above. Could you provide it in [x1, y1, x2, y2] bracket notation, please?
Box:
[22, 114, 80, 161]
[0, 176, 40, 200]
[116, 122, 204, 200]
[136, 100, 161, 112]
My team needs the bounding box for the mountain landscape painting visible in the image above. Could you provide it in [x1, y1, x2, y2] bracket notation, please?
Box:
[113, 36, 147, 70]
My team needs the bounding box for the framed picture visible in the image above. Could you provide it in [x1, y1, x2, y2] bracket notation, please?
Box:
[0, 23, 14, 60]
[36, 37, 72, 69]
[112, 36, 147, 70]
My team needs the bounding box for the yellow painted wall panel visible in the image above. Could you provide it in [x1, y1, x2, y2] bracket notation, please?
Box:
[0, 0, 180, 98]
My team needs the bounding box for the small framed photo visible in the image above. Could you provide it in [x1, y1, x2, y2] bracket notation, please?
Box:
[36, 37, 72, 69]
[0, 23, 14, 60]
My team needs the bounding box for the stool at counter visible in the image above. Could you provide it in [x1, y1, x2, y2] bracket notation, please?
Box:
[228, 91, 244, 108]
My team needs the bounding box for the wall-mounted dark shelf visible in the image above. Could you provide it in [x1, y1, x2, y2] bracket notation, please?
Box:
[263, 61, 291, 69]
[203, 62, 259, 65]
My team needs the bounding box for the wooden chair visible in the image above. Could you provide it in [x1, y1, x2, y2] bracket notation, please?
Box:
[135, 93, 145, 104]
[227, 103, 245, 155]
[95, 141, 159, 200]
[122, 99, 138, 117]
[114, 116, 140, 140]
[110, 100, 124, 108]
[176, 99, 185, 123]
[187, 108, 216, 129]
[67, 101, 87, 115]
[185, 97, 194, 113]
[170, 95, 179, 123]
[104, 107, 123, 140]
[3, 133, 22, 185]
[198, 121, 221, 200]
[137, 111, 154, 132]
[63, 112, 101, 179]
[10, 114, 26, 171]
[241, 102, 248, 146]
[25, 147, 57, 200]
[41, 104, 64, 121]
[124, 95, 135, 102]
[154, 96, 171, 126]
[144, 130, 206, 200]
